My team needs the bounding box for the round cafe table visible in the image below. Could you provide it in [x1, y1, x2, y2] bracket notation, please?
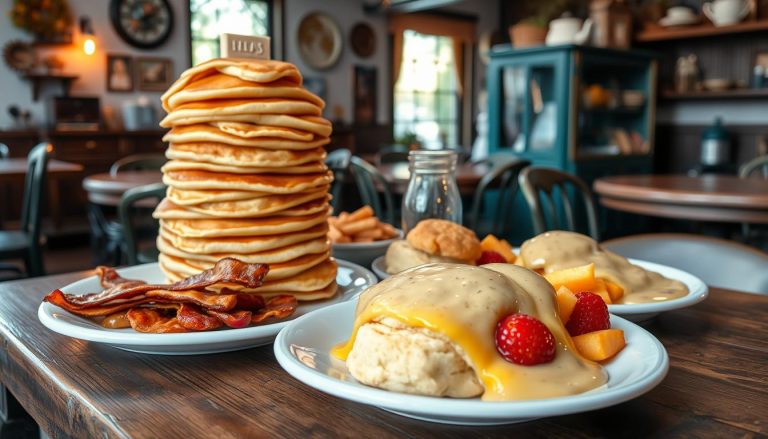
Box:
[82, 170, 164, 207]
[377, 161, 490, 195]
[593, 174, 768, 223]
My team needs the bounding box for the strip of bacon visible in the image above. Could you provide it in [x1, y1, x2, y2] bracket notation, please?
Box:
[96, 266, 145, 289]
[251, 295, 297, 324]
[44, 258, 268, 309]
[206, 309, 252, 328]
[176, 304, 223, 331]
[232, 291, 266, 310]
[45, 289, 239, 317]
[127, 308, 187, 333]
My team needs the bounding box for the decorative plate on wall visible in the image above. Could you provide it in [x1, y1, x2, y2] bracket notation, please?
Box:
[350, 22, 375, 58]
[2, 40, 35, 73]
[109, 0, 174, 49]
[297, 12, 343, 70]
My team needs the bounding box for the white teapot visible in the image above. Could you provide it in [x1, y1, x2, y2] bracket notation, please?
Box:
[703, 0, 750, 26]
[546, 17, 593, 46]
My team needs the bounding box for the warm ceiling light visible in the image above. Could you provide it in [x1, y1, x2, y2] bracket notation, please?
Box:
[80, 16, 96, 55]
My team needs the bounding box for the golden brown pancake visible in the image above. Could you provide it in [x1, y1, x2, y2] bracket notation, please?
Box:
[162, 169, 333, 193]
[225, 258, 337, 293]
[210, 121, 314, 141]
[166, 75, 324, 110]
[163, 125, 330, 150]
[165, 184, 329, 205]
[159, 223, 329, 254]
[153, 197, 331, 219]
[162, 159, 327, 175]
[162, 114, 332, 137]
[160, 98, 322, 127]
[181, 191, 329, 218]
[166, 143, 327, 168]
[158, 250, 330, 280]
[160, 209, 330, 237]
[156, 235, 331, 263]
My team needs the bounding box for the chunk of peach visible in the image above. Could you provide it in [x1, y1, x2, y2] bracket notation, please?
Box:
[572, 329, 626, 362]
[556, 286, 578, 324]
[605, 280, 624, 302]
[544, 263, 597, 293]
[480, 235, 516, 263]
[592, 278, 613, 304]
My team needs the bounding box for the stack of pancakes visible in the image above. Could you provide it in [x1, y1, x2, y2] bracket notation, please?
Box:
[153, 58, 338, 301]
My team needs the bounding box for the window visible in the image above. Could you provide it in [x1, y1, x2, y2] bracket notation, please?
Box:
[394, 30, 459, 149]
[190, 0, 271, 66]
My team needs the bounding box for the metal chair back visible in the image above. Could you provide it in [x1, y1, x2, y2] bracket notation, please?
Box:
[467, 156, 530, 237]
[325, 148, 351, 213]
[519, 166, 599, 240]
[20, 143, 51, 276]
[349, 156, 395, 225]
[118, 183, 166, 266]
[739, 155, 768, 179]
[110, 154, 166, 176]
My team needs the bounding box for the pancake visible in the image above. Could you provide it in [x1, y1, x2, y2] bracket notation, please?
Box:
[183, 191, 329, 218]
[160, 210, 330, 237]
[153, 197, 330, 219]
[162, 114, 332, 137]
[162, 170, 333, 193]
[166, 143, 327, 168]
[210, 121, 314, 141]
[162, 159, 327, 175]
[161, 58, 303, 111]
[158, 250, 330, 280]
[156, 235, 331, 263]
[159, 223, 328, 254]
[165, 184, 329, 205]
[160, 99, 322, 128]
[225, 258, 337, 293]
[163, 125, 330, 150]
[166, 75, 324, 110]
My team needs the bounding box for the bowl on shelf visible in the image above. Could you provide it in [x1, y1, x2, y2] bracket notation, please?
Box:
[621, 90, 646, 108]
[702, 78, 733, 91]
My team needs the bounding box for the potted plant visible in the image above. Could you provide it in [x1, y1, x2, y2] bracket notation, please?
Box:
[395, 131, 422, 150]
[509, 0, 571, 48]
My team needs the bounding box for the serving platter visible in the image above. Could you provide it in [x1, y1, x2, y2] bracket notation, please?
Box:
[274, 300, 669, 425]
[331, 229, 402, 267]
[371, 256, 707, 322]
[38, 260, 377, 355]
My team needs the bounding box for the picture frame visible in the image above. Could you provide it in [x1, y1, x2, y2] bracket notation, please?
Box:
[106, 54, 133, 92]
[136, 57, 174, 92]
[353, 65, 377, 125]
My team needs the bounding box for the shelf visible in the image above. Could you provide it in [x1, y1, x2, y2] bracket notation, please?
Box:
[21, 74, 79, 101]
[582, 106, 645, 114]
[635, 20, 768, 42]
[660, 89, 768, 100]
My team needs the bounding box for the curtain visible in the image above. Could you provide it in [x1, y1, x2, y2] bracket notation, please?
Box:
[389, 13, 476, 96]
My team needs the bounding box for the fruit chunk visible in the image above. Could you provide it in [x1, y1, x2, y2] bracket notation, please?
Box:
[480, 235, 516, 263]
[605, 280, 624, 302]
[556, 286, 578, 324]
[566, 292, 610, 336]
[592, 279, 613, 305]
[572, 329, 626, 361]
[495, 313, 556, 365]
[544, 263, 597, 293]
[476, 250, 507, 265]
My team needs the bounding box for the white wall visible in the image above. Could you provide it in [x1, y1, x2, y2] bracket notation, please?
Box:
[283, 0, 390, 125]
[0, 0, 189, 129]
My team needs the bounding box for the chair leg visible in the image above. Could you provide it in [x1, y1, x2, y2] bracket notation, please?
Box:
[23, 248, 45, 278]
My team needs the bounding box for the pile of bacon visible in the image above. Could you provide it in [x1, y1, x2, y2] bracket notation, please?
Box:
[43, 258, 297, 333]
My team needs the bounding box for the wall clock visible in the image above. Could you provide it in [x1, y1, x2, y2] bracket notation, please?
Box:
[110, 0, 174, 49]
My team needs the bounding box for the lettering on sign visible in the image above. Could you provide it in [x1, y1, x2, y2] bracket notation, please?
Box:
[220, 33, 271, 60]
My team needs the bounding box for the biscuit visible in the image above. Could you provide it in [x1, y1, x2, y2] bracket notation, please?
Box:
[406, 219, 481, 262]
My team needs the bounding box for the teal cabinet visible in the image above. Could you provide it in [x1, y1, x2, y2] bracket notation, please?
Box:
[487, 44, 658, 240]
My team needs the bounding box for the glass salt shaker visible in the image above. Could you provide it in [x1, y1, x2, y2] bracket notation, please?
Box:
[401, 150, 462, 233]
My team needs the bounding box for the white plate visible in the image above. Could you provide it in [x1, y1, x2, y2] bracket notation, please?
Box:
[372, 256, 707, 322]
[274, 300, 669, 425]
[332, 230, 402, 268]
[659, 15, 699, 27]
[38, 260, 378, 355]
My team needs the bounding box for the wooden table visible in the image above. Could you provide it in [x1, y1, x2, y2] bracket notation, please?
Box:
[82, 171, 163, 207]
[594, 175, 768, 223]
[1, 272, 766, 438]
[378, 162, 489, 195]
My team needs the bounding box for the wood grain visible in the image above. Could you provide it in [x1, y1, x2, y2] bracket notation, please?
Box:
[0, 272, 766, 438]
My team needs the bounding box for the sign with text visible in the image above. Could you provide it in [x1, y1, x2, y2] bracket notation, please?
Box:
[220, 33, 271, 60]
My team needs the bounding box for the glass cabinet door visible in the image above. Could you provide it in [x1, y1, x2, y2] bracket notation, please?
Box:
[527, 65, 558, 152]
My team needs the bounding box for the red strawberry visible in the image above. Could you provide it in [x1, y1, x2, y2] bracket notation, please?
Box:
[495, 313, 556, 365]
[566, 292, 610, 336]
[476, 250, 507, 265]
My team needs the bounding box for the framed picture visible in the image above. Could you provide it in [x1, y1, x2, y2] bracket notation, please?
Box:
[136, 57, 174, 91]
[303, 77, 327, 104]
[353, 65, 376, 125]
[106, 54, 133, 92]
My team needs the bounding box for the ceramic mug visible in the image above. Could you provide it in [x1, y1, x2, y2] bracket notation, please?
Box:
[703, 0, 750, 26]
[666, 6, 696, 19]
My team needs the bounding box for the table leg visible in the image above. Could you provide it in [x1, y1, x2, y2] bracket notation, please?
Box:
[0, 385, 39, 439]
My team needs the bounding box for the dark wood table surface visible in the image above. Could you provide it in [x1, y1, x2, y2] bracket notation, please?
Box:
[0, 158, 83, 181]
[82, 171, 163, 207]
[594, 174, 768, 223]
[378, 162, 490, 195]
[1, 271, 766, 438]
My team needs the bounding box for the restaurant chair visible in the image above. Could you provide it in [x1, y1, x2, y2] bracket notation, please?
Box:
[376, 144, 410, 166]
[0, 143, 23, 278]
[118, 183, 166, 266]
[350, 156, 396, 225]
[325, 148, 351, 214]
[519, 167, 599, 240]
[467, 157, 530, 237]
[602, 233, 768, 295]
[109, 153, 167, 176]
[0, 143, 51, 277]
[739, 155, 768, 242]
